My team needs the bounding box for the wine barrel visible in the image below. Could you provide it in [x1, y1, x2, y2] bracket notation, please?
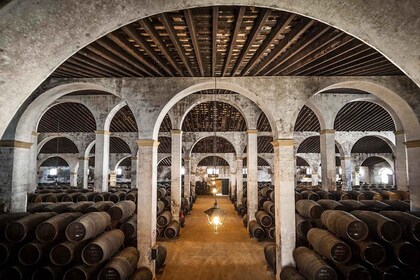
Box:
[379, 211, 420, 242]
[264, 244, 276, 273]
[377, 190, 400, 201]
[338, 200, 369, 211]
[334, 263, 371, 280]
[258, 196, 267, 208]
[85, 201, 114, 213]
[394, 190, 410, 201]
[347, 191, 367, 201]
[263, 201, 275, 216]
[373, 264, 406, 279]
[249, 220, 265, 240]
[315, 190, 335, 200]
[50, 239, 89, 266]
[351, 210, 402, 242]
[155, 244, 167, 272]
[125, 191, 138, 203]
[157, 211, 172, 227]
[98, 246, 139, 280]
[293, 246, 337, 280]
[295, 200, 324, 219]
[157, 188, 167, 199]
[157, 200, 165, 215]
[164, 221, 180, 239]
[320, 210, 369, 241]
[18, 241, 53, 266]
[77, 192, 98, 202]
[353, 239, 386, 265]
[389, 240, 419, 266]
[5, 212, 56, 243]
[46, 193, 67, 203]
[242, 214, 249, 228]
[381, 200, 410, 211]
[82, 229, 125, 265]
[0, 266, 31, 280]
[307, 228, 352, 264]
[36, 212, 83, 243]
[237, 204, 247, 216]
[317, 199, 347, 211]
[359, 200, 392, 212]
[300, 190, 320, 201]
[120, 214, 137, 241]
[331, 191, 351, 201]
[108, 200, 136, 221]
[66, 201, 95, 213]
[62, 192, 82, 202]
[0, 242, 15, 265]
[66, 212, 111, 242]
[361, 191, 382, 201]
[0, 212, 30, 240]
[32, 193, 52, 203]
[43, 202, 74, 213]
[129, 267, 153, 280]
[256, 210, 273, 228]
[109, 191, 126, 203]
[295, 214, 314, 237]
[26, 202, 54, 213]
[279, 266, 305, 280]
[181, 197, 190, 215]
[32, 265, 65, 280]
[63, 264, 102, 280]
[162, 196, 171, 209]
[295, 192, 302, 202]
[93, 192, 112, 202]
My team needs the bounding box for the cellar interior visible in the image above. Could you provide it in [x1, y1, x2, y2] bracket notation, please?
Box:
[0, 1, 420, 280]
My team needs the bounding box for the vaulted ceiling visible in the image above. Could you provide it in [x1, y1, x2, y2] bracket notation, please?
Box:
[361, 156, 388, 167]
[242, 156, 270, 167]
[198, 156, 229, 166]
[40, 157, 69, 167]
[39, 137, 79, 154]
[192, 136, 236, 153]
[50, 6, 402, 79]
[351, 136, 393, 153]
[297, 136, 340, 153]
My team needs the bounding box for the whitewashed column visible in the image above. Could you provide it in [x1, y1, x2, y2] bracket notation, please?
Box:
[230, 169, 236, 197]
[131, 157, 138, 189]
[28, 131, 39, 193]
[341, 156, 352, 191]
[183, 157, 191, 199]
[136, 139, 158, 273]
[236, 157, 243, 207]
[311, 165, 319, 186]
[94, 130, 110, 192]
[320, 129, 336, 191]
[171, 130, 182, 221]
[247, 129, 258, 221]
[405, 140, 420, 210]
[273, 139, 296, 277]
[77, 156, 89, 189]
[394, 130, 408, 190]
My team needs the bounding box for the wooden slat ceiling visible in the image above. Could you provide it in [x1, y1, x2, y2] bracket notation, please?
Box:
[158, 157, 185, 166]
[334, 101, 396, 131]
[39, 137, 79, 154]
[110, 105, 138, 132]
[50, 6, 402, 79]
[295, 105, 321, 131]
[361, 156, 387, 167]
[297, 136, 340, 153]
[91, 137, 132, 154]
[182, 101, 246, 132]
[159, 114, 172, 132]
[351, 136, 393, 153]
[243, 136, 274, 153]
[198, 156, 229, 166]
[191, 136, 235, 153]
[296, 156, 309, 166]
[242, 156, 270, 167]
[38, 103, 96, 132]
[89, 156, 95, 167]
[257, 112, 272, 132]
[118, 157, 132, 167]
[40, 157, 69, 167]
[158, 136, 171, 153]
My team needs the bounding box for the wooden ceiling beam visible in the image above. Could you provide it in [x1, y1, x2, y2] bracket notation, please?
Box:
[222, 6, 246, 77]
[67, 57, 118, 77]
[160, 13, 195, 76]
[231, 8, 271, 76]
[241, 13, 296, 76]
[58, 65, 97, 78]
[139, 19, 184, 76]
[184, 9, 205, 77]
[61, 62, 104, 78]
[250, 18, 314, 76]
[106, 33, 165, 76]
[71, 54, 125, 77]
[212, 6, 219, 77]
[320, 53, 382, 75]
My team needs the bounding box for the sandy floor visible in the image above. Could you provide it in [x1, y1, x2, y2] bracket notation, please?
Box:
[157, 195, 276, 280]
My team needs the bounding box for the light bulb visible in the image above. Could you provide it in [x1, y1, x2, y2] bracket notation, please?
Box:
[213, 216, 220, 225]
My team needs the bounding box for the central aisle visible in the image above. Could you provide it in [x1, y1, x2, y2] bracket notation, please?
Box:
[157, 195, 276, 280]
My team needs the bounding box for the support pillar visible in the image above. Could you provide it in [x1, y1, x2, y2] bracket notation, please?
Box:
[171, 130, 182, 222]
[273, 139, 296, 278]
[353, 165, 361, 186]
[136, 139, 158, 273]
[311, 166, 319, 186]
[94, 130, 110, 192]
[395, 131, 408, 190]
[320, 129, 336, 191]
[70, 172, 78, 187]
[405, 140, 420, 210]
[340, 156, 352, 191]
[0, 140, 33, 212]
[131, 157, 138, 189]
[247, 129, 258, 222]
[230, 170, 236, 198]
[77, 157, 89, 189]
[236, 157, 243, 207]
[183, 157, 191, 199]
[28, 131, 39, 193]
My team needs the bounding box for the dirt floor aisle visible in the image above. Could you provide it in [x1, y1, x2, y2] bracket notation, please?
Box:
[156, 195, 276, 280]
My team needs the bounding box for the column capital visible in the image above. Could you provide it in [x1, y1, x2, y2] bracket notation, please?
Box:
[404, 139, 420, 148]
[319, 129, 336, 135]
[394, 130, 405, 135]
[0, 140, 33, 149]
[183, 157, 191, 161]
[272, 139, 294, 147]
[247, 129, 258, 134]
[95, 130, 111, 135]
[340, 156, 352, 160]
[78, 156, 89, 160]
[236, 156, 243, 161]
[137, 139, 160, 147]
[31, 131, 40, 136]
[171, 129, 182, 135]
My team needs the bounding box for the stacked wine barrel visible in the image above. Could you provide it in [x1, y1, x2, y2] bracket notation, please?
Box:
[156, 186, 181, 240]
[0, 199, 163, 280]
[264, 187, 420, 279]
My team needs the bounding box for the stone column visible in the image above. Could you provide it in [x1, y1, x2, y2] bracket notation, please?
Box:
[109, 171, 117, 187]
[94, 130, 110, 192]
[236, 157, 243, 207]
[136, 139, 158, 273]
[320, 129, 336, 191]
[191, 166, 196, 197]
[394, 131, 408, 190]
[77, 157, 89, 189]
[171, 130, 182, 221]
[311, 165, 319, 186]
[28, 131, 39, 193]
[405, 140, 420, 210]
[0, 140, 33, 212]
[131, 157, 138, 189]
[183, 157, 191, 199]
[70, 171, 78, 187]
[340, 156, 352, 191]
[247, 129, 258, 221]
[230, 170, 236, 197]
[272, 139, 296, 276]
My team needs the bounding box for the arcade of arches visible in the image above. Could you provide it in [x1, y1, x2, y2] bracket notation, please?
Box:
[0, 2, 420, 280]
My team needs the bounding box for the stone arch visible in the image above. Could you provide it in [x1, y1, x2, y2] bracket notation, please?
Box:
[110, 136, 132, 154]
[351, 135, 395, 154]
[189, 135, 237, 157]
[360, 155, 393, 170]
[296, 156, 310, 167]
[154, 81, 278, 139]
[196, 155, 230, 168]
[115, 155, 131, 171]
[296, 135, 342, 155]
[37, 136, 79, 155]
[301, 100, 326, 130]
[38, 155, 70, 170]
[104, 101, 134, 131]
